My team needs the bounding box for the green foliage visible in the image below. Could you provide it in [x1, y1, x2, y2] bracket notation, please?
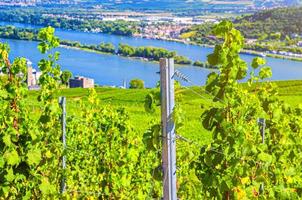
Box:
[0, 26, 37, 41]
[181, 7, 302, 56]
[98, 42, 116, 53]
[251, 57, 266, 69]
[234, 7, 302, 39]
[0, 10, 139, 36]
[0, 25, 198, 66]
[129, 79, 145, 89]
[118, 44, 192, 65]
[181, 22, 217, 45]
[1, 18, 302, 200]
[65, 89, 158, 199]
[0, 26, 165, 198]
[193, 60, 217, 69]
[195, 20, 302, 199]
[0, 26, 62, 198]
[185, 6, 302, 41]
[143, 80, 205, 199]
[60, 70, 73, 86]
[174, 55, 192, 65]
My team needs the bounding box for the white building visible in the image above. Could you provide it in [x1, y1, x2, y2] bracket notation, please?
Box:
[27, 60, 42, 90]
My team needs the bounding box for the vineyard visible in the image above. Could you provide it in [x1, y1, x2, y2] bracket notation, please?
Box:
[1, 21, 302, 199]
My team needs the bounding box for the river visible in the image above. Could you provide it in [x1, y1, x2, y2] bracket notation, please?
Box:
[0, 21, 301, 87]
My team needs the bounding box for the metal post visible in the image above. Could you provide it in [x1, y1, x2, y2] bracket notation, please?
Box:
[258, 118, 266, 194]
[259, 118, 266, 144]
[160, 58, 177, 200]
[59, 97, 67, 193]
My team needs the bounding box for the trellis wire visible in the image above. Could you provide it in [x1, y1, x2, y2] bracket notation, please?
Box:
[173, 69, 266, 126]
[173, 69, 226, 104]
[56, 60, 268, 198]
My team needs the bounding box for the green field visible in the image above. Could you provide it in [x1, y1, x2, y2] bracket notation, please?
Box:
[27, 80, 302, 146]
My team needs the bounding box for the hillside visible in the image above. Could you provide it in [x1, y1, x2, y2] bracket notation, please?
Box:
[91, 0, 302, 9]
[89, 0, 302, 11]
[234, 6, 302, 38]
[26, 80, 302, 144]
[182, 6, 302, 46]
[2, 0, 300, 12]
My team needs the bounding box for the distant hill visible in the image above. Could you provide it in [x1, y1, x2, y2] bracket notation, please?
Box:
[89, 0, 302, 11]
[1, 0, 301, 12]
[182, 6, 302, 45]
[234, 6, 302, 38]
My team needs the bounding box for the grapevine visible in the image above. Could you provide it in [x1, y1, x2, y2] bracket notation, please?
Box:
[0, 22, 301, 200]
[195, 21, 302, 199]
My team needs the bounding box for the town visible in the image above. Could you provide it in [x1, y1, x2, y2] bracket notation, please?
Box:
[42, 12, 220, 41]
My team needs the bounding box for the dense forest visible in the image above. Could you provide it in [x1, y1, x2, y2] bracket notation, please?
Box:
[0, 8, 139, 36]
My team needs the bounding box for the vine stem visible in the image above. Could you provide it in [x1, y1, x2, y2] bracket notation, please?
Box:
[5, 58, 19, 130]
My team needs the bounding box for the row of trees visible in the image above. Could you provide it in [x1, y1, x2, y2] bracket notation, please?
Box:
[118, 44, 175, 59]
[117, 44, 192, 65]
[61, 40, 116, 54]
[193, 60, 217, 69]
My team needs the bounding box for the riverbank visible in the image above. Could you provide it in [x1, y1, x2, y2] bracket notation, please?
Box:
[241, 49, 302, 62]
[153, 37, 302, 62]
[60, 44, 193, 67]
[2, 35, 301, 88]
[1, 23, 301, 63]
[60, 40, 194, 66]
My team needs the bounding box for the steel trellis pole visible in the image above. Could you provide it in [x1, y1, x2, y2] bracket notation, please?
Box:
[160, 58, 177, 200]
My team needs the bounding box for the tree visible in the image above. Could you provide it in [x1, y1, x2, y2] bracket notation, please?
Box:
[60, 70, 72, 86]
[98, 42, 115, 53]
[129, 79, 145, 89]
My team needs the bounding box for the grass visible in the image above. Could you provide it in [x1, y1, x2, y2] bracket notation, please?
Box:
[26, 80, 302, 146]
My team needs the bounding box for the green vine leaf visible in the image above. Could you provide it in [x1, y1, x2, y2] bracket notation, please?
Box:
[27, 149, 42, 166]
[252, 57, 266, 69]
[4, 150, 20, 166]
[259, 67, 272, 79]
[5, 168, 15, 182]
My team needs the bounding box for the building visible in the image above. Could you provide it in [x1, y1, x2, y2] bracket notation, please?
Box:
[69, 76, 94, 88]
[27, 60, 42, 90]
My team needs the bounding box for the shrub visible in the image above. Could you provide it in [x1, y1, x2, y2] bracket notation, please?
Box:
[129, 79, 145, 89]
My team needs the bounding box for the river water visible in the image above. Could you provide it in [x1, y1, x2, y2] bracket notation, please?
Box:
[0, 21, 301, 87]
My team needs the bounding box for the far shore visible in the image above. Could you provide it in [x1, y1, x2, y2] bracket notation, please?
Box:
[59, 44, 192, 67]
[144, 36, 302, 62]
[0, 33, 301, 64]
[0, 20, 301, 62]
